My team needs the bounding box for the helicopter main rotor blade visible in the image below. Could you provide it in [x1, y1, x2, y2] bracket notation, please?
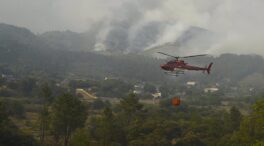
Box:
[157, 52, 179, 59]
[157, 52, 207, 59]
[181, 54, 207, 58]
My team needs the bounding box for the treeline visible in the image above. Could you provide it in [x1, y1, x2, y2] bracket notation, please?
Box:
[2, 90, 263, 146]
[71, 95, 264, 146]
[0, 101, 39, 146]
[0, 76, 66, 98]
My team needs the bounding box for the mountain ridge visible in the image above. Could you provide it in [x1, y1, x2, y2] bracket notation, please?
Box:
[0, 23, 264, 88]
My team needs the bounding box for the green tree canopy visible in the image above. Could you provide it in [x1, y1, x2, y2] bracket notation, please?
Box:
[50, 93, 87, 146]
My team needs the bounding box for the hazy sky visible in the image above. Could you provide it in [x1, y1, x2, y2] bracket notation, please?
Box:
[0, 0, 264, 55]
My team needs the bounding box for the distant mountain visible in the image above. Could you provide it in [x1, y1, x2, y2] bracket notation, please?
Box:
[0, 23, 264, 88]
[0, 23, 164, 81]
[0, 23, 36, 44]
[39, 30, 97, 52]
[0, 23, 216, 55]
[0, 23, 43, 50]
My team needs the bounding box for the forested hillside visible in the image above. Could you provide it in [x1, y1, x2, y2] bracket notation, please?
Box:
[1, 23, 264, 86]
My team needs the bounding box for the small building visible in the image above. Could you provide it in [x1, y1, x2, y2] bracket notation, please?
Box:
[249, 87, 254, 92]
[152, 92, 162, 104]
[133, 84, 144, 94]
[104, 77, 119, 80]
[186, 81, 196, 86]
[133, 90, 142, 94]
[1, 74, 16, 82]
[204, 87, 219, 93]
[152, 92, 162, 98]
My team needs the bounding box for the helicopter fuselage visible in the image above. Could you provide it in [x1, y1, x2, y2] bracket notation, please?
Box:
[160, 59, 213, 74]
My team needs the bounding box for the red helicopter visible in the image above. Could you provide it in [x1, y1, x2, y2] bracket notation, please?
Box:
[158, 52, 213, 76]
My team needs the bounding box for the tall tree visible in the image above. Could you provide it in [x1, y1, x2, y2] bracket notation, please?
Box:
[50, 93, 87, 146]
[91, 107, 125, 146]
[20, 78, 36, 96]
[119, 93, 143, 115]
[118, 93, 143, 125]
[39, 83, 52, 143]
[229, 106, 242, 132]
[228, 99, 264, 146]
[0, 101, 8, 124]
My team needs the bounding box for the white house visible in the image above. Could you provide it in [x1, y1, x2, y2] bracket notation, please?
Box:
[133, 84, 144, 94]
[186, 81, 196, 86]
[204, 87, 219, 93]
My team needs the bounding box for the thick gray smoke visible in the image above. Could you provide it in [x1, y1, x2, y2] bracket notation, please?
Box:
[0, 0, 264, 55]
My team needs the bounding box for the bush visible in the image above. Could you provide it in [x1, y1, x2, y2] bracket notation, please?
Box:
[1, 99, 26, 118]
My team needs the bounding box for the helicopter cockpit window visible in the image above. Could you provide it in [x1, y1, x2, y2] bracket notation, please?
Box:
[168, 61, 175, 64]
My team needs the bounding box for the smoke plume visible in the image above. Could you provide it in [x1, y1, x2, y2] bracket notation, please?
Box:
[0, 0, 264, 55]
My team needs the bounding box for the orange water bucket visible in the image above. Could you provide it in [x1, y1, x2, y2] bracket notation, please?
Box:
[171, 98, 181, 106]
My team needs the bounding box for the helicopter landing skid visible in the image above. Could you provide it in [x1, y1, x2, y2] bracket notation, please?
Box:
[164, 71, 185, 76]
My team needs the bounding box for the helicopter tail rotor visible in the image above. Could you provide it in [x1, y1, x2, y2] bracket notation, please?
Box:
[207, 62, 213, 74]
